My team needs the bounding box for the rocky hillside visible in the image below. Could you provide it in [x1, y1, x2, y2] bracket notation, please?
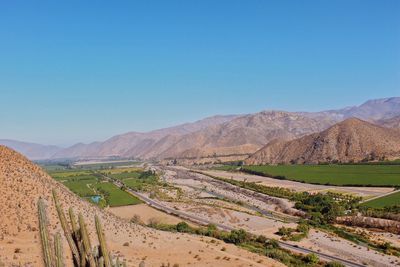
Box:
[0, 146, 280, 266]
[246, 118, 400, 164]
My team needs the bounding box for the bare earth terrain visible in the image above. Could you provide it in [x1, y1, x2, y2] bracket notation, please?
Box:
[0, 146, 284, 267]
[154, 166, 400, 267]
[109, 204, 196, 226]
[295, 229, 400, 267]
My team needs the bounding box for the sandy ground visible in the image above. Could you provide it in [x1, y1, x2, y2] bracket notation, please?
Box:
[109, 204, 196, 226]
[162, 168, 300, 218]
[157, 166, 400, 266]
[338, 225, 400, 248]
[158, 200, 294, 239]
[203, 170, 394, 198]
[294, 229, 400, 267]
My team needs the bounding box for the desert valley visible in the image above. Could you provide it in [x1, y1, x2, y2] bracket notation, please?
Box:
[1, 97, 400, 267]
[1, 1, 399, 266]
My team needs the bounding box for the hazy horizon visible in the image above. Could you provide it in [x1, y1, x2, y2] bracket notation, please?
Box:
[1, 1, 399, 145]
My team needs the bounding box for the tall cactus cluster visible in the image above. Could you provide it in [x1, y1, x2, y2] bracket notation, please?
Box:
[37, 190, 127, 267]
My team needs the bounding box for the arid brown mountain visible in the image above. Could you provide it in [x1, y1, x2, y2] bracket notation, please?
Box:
[246, 118, 400, 165]
[156, 111, 338, 159]
[376, 115, 400, 129]
[52, 114, 239, 159]
[51, 97, 400, 161]
[0, 139, 61, 160]
[52, 111, 339, 161]
[321, 97, 400, 121]
[7, 97, 398, 161]
[0, 146, 280, 266]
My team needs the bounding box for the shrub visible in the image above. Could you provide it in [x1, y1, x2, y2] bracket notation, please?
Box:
[176, 222, 190, 233]
[304, 253, 319, 264]
[325, 261, 345, 267]
[225, 229, 249, 245]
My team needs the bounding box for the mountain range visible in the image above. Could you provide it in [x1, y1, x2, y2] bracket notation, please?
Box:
[0, 139, 61, 160]
[1, 97, 399, 162]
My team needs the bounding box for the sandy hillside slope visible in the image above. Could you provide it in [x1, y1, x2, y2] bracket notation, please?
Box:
[0, 146, 282, 267]
[246, 118, 400, 164]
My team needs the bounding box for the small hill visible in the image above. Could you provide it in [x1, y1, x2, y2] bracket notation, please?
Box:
[0, 146, 279, 267]
[246, 118, 400, 164]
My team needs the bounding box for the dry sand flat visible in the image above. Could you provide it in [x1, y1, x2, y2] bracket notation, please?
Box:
[203, 170, 394, 198]
[0, 146, 284, 267]
[295, 229, 400, 267]
[157, 200, 294, 239]
[109, 204, 196, 226]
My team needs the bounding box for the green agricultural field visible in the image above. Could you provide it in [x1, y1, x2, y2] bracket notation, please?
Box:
[108, 171, 142, 180]
[102, 169, 159, 191]
[47, 169, 141, 207]
[240, 165, 400, 186]
[95, 182, 141, 206]
[362, 191, 400, 208]
[73, 160, 141, 170]
[63, 178, 97, 197]
[48, 170, 94, 180]
[100, 167, 142, 174]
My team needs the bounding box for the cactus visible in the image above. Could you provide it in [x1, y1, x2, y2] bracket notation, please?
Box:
[69, 208, 87, 266]
[98, 257, 105, 267]
[38, 191, 121, 267]
[54, 232, 64, 267]
[69, 207, 79, 239]
[53, 190, 81, 266]
[38, 198, 53, 267]
[95, 215, 111, 267]
[79, 213, 97, 267]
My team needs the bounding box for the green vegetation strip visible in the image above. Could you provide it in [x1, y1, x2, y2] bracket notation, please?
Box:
[238, 165, 400, 186]
[361, 191, 400, 208]
[148, 222, 341, 267]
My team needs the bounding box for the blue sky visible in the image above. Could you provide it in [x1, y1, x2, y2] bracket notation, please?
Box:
[0, 1, 399, 146]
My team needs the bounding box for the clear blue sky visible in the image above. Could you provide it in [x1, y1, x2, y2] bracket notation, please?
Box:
[0, 1, 399, 146]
